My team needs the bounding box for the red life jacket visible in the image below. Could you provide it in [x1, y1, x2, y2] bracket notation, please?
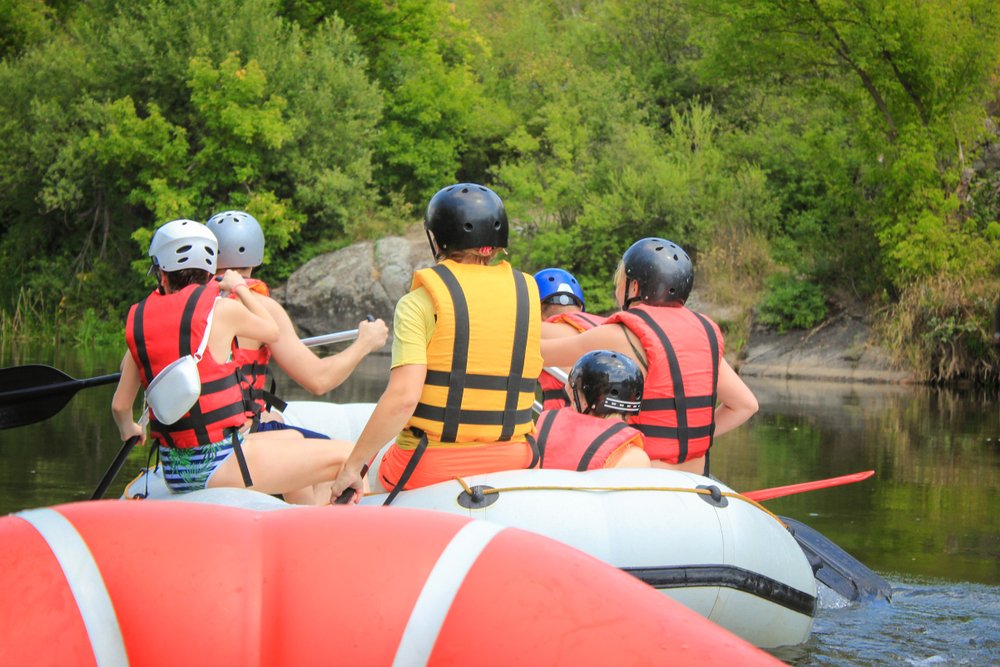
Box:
[125, 282, 247, 448]
[539, 311, 607, 410]
[605, 304, 721, 464]
[535, 408, 644, 471]
[228, 278, 285, 417]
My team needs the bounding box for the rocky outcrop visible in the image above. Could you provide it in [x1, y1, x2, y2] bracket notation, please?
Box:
[281, 229, 433, 337]
[279, 231, 917, 384]
[738, 313, 916, 384]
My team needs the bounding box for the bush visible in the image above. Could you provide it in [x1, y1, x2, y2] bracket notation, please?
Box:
[756, 274, 828, 332]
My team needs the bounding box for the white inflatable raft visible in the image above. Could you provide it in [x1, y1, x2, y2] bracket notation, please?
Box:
[124, 401, 817, 649]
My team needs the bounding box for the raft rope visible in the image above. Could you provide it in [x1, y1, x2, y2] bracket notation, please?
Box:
[450, 477, 785, 524]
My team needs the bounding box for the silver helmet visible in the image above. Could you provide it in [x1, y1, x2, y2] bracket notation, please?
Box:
[148, 219, 218, 274]
[206, 210, 265, 269]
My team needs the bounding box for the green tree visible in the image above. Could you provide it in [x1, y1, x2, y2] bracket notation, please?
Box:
[0, 0, 381, 333]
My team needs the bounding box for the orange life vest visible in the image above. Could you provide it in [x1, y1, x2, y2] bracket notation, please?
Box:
[227, 278, 285, 417]
[535, 408, 644, 471]
[539, 311, 607, 410]
[605, 304, 721, 463]
[125, 282, 247, 448]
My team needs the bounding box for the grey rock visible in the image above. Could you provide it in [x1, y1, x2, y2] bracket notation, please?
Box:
[281, 230, 433, 337]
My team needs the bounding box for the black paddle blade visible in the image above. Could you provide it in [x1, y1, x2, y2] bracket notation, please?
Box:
[0, 364, 74, 392]
[0, 364, 121, 430]
[782, 515, 892, 603]
[0, 390, 75, 430]
[0, 365, 76, 429]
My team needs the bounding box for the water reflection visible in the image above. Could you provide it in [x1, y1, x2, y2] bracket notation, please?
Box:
[2, 351, 997, 586]
[1, 350, 998, 664]
[711, 377, 1000, 585]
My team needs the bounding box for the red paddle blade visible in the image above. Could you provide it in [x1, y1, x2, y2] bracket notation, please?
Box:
[743, 470, 876, 502]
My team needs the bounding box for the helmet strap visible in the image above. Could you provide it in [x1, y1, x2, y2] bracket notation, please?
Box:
[622, 279, 641, 310]
[425, 229, 443, 261]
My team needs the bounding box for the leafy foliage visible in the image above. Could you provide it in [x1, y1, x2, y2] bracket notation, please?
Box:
[757, 275, 829, 333]
[0, 0, 997, 381]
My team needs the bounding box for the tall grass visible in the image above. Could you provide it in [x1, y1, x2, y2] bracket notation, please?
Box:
[696, 226, 774, 361]
[1, 288, 121, 350]
[878, 275, 1000, 385]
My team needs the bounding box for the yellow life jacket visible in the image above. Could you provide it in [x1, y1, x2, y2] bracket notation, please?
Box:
[407, 259, 542, 444]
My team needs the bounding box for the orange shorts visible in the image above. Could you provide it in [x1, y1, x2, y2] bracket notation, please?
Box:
[378, 440, 535, 491]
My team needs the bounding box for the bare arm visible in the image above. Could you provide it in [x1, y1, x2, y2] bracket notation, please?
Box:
[713, 359, 759, 437]
[329, 363, 427, 503]
[541, 323, 644, 368]
[208, 272, 279, 360]
[268, 305, 389, 395]
[111, 352, 144, 443]
[220, 270, 278, 342]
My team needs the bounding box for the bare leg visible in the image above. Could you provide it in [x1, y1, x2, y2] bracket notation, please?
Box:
[208, 434, 354, 498]
[282, 487, 316, 505]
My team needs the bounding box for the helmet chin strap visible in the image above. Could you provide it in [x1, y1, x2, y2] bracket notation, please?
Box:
[622, 279, 641, 310]
[571, 385, 592, 414]
[425, 229, 444, 261]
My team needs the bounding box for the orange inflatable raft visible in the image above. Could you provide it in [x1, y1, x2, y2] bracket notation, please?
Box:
[0, 500, 781, 666]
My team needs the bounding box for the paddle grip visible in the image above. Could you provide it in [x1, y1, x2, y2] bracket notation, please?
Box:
[333, 464, 369, 505]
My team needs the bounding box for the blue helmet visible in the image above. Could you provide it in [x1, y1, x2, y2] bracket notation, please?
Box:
[534, 268, 585, 310]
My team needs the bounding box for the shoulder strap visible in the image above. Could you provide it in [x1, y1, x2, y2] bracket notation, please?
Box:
[617, 322, 649, 372]
[192, 297, 218, 362]
[577, 421, 630, 471]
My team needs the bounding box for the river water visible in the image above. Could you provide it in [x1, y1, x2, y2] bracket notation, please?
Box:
[1, 344, 998, 665]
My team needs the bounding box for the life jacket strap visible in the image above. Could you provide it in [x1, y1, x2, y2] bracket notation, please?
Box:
[383, 430, 429, 506]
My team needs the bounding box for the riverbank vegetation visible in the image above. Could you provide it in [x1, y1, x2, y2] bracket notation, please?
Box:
[1, 0, 998, 383]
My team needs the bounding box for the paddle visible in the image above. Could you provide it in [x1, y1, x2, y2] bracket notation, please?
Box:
[0, 365, 122, 430]
[743, 470, 876, 502]
[0, 326, 370, 431]
[781, 515, 892, 603]
[736, 472, 891, 602]
[90, 411, 150, 500]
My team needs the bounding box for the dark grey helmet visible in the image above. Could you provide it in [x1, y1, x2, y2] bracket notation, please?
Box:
[568, 350, 644, 416]
[206, 210, 264, 269]
[622, 237, 693, 308]
[424, 183, 508, 256]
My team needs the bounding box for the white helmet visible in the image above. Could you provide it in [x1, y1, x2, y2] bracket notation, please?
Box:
[206, 210, 265, 269]
[148, 219, 218, 273]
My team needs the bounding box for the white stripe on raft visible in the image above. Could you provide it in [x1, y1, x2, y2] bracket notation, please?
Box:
[392, 520, 506, 667]
[15, 508, 130, 667]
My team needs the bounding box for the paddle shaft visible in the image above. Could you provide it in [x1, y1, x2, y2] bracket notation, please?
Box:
[0, 372, 121, 405]
[743, 470, 875, 502]
[91, 435, 141, 500]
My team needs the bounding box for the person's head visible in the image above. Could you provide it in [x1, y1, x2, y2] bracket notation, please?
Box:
[534, 268, 585, 318]
[148, 219, 218, 294]
[567, 350, 644, 418]
[616, 238, 693, 309]
[206, 210, 264, 274]
[424, 183, 508, 265]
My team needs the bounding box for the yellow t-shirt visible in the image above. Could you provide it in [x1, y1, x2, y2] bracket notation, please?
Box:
[390, 287, 435, 368]
[390, 287, 434, 450]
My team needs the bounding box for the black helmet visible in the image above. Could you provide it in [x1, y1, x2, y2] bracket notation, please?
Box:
[424, 183, 508, 257]
[622, 237, 693, 308]
[568, 350, 644, 416]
